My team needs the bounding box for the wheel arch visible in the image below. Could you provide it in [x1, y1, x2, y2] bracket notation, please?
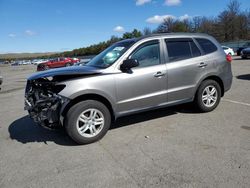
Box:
[61, 93, 115, 122]
[198, 75, 225, 97]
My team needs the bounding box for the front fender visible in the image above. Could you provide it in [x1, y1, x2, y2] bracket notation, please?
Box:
[58, 75, 117, 115]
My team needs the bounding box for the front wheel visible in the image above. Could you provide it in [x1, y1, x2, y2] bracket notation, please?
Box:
[195, 80, 221, 112]
[65, 100, 111, 144]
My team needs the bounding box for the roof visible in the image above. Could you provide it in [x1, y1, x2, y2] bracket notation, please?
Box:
[117, 32, 214, 46]
[138, 32, 210, 41]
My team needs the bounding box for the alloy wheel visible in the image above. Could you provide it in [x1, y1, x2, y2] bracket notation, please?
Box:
[202, 85, 218, 107]
[76, 108, 105, 138]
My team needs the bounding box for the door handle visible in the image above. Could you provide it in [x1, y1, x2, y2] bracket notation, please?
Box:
[198, 62, 207, 68]
[154, 71, 165, 77]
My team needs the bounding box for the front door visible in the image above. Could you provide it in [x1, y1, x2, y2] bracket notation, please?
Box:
[115, 40, 167, 115]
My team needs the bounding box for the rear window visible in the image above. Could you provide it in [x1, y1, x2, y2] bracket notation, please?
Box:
[165, 39, 201, 62]
[195, 38, 217, 54]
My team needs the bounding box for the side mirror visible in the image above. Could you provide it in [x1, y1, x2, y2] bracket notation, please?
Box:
[120, 59, 139, 72]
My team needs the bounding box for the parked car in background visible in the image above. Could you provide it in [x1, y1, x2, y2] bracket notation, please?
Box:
[37, 57, 78, 71]
[0, 61, 9, 64]
[241, 47, 250, 59]
[32, 59, 49, 65]
[71, 58, 80, 63]
[11, 60, 32, 66]
[237, 42, 250, 56]
[25, 33, 233, 144]
[222, 46, 234, 56]
[11, 61, 21, 66]
[21, 60, 32, 65]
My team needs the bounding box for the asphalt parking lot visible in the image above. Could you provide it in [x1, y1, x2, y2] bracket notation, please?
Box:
[0, 58, 250, 188]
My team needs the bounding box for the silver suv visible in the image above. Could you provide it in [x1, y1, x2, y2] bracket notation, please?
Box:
[25, 33, 232, 144]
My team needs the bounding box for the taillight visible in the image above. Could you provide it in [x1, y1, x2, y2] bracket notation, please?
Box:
[226, 54, 232, 63]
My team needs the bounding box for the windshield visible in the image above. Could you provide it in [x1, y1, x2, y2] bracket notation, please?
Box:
[86, 40, 136, 68]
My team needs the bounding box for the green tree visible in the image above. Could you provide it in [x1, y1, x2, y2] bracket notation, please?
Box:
[122, 29, 142, 39]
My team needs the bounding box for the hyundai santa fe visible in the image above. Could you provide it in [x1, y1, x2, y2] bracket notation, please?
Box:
[24, 33, 233, 144]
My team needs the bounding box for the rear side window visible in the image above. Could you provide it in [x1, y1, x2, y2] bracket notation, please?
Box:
[165, 39, 201, 62]
[195, 38, 217, 54]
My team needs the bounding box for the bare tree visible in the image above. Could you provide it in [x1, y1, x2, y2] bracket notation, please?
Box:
[192, 16, 203, 32]
[156, 17, 175, 33]
[237, 12, 248, 39]
[218, 0, 241, 41]
[142, 27, 152, 36]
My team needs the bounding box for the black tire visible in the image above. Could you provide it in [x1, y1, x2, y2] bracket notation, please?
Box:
[65, 63, 71, 67]
[44, 65, 49, 70]
[195, 80, 221, 112]
[65, 100, 111, 145]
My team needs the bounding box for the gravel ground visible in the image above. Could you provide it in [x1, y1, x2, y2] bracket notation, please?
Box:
[0, 58, 250, 188]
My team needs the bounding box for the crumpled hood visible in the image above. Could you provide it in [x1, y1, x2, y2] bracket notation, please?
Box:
[28, 66, 103, 80]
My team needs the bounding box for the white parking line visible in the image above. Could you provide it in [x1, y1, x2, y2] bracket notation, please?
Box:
[222, 99, 250, 107]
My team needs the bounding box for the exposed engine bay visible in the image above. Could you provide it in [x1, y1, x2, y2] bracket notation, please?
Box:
[24, 77, 68, 129]
[24, 65, 102, 129]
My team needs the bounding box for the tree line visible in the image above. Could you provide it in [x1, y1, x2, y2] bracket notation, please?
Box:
[156, 0, 250, 42]
[59, 0, 249, 58]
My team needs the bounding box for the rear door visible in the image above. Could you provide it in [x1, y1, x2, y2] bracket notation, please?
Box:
[165, 38, 205, 102]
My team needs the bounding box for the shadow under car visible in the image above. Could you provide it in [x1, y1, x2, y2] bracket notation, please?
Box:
[9, 104, 198, 145]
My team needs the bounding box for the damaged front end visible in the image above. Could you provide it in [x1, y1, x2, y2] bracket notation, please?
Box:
[24, 78, 68, 129]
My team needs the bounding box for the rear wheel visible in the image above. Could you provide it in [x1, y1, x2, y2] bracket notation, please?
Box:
[65, 63, 71, 67]
[65, 100, 111, 144]
[195, 80, 221, 112]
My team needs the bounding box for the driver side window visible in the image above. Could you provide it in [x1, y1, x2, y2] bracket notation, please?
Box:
[130, 40, 160, 68]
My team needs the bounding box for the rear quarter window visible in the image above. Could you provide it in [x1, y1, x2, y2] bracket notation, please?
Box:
[195, 38, 217, 54]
